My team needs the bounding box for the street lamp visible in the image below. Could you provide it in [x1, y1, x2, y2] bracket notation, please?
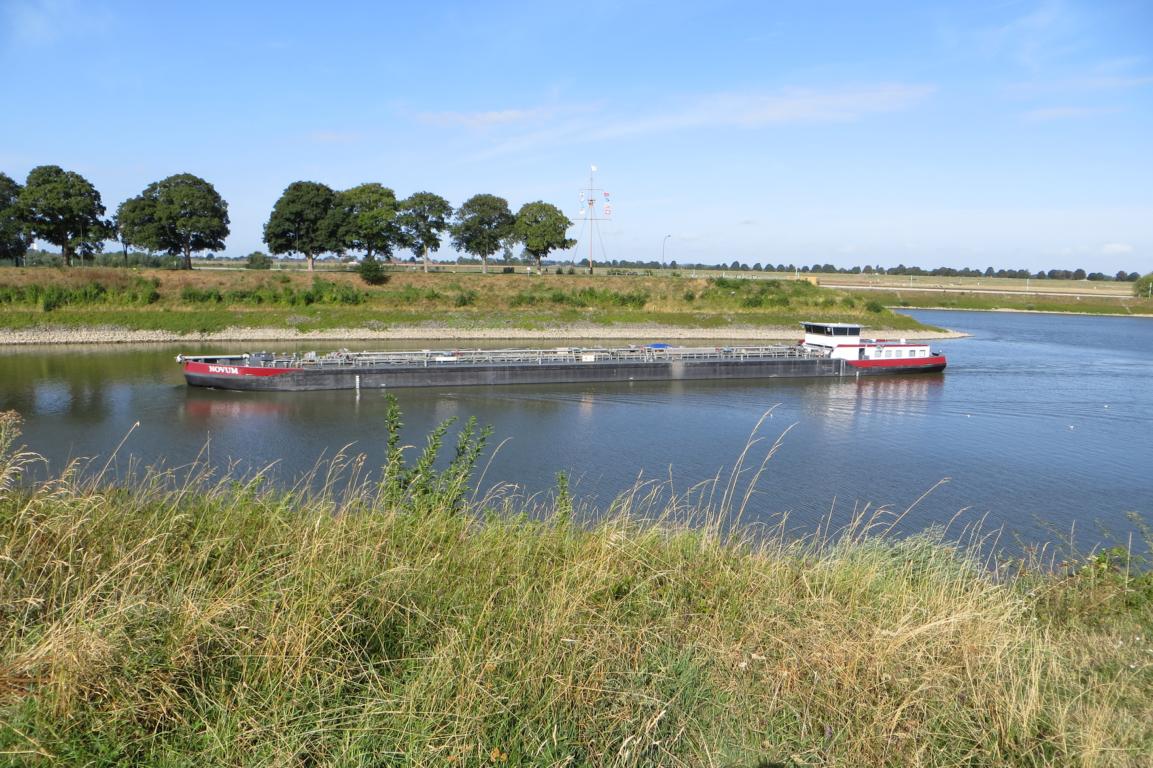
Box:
[661, 234, 671, 270]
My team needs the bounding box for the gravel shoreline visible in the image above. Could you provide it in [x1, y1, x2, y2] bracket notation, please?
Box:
[0, 323, 968, 346]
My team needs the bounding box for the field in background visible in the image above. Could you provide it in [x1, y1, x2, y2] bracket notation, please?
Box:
[0, 267, 930, 336]
[2, 265, 1149, 341]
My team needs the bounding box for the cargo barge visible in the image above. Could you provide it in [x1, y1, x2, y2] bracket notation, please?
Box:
[177, 322, 946, 392]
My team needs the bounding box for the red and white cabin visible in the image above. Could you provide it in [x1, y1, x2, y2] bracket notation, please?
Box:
[800, 322, 947, 373]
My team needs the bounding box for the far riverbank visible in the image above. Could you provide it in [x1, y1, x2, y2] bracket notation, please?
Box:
[0, 323, 970, 346]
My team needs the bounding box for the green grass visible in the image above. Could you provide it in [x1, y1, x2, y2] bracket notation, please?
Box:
[1, 410, 1150, 766]
[0, 269, 949, 338]
[872, 290, 1153, 316]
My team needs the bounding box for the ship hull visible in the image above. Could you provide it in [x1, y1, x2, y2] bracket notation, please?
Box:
[182, 355, 944, 392]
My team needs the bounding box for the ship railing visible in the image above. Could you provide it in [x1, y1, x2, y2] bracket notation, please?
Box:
[243, 345, 829, 370]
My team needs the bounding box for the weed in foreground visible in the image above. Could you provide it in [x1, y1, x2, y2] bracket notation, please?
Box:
[0, 409, 1149, 766]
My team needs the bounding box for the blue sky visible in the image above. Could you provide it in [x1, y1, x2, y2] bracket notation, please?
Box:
[1, 0, 1150, 272]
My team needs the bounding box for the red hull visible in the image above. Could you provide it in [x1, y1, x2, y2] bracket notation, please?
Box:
[181, 360, 294, 378]
[844, 355, 947, 373]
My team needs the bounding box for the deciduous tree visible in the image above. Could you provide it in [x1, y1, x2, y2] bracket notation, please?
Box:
[513, 201, 574, 273]
[19, 165, 109, 266]
[450, 194, 514, 274]
[1135, 273, 1153, 299]
[263, 182, 343, 271]
[339, 183, 398, 262]
[395, 192, 453, 273]
[116, 174, 229, 269]
[0, 172, 27, 266]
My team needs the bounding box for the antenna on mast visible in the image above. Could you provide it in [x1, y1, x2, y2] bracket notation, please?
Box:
[577, 164, 611, 274]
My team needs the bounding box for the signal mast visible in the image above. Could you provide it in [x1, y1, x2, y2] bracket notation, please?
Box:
[577, 165, 611, 274]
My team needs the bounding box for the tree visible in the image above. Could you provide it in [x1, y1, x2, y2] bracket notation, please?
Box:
[395, 192, 453, 273]
[339, 183, 397, 262]
[110, 210, 131, 265]
[1134, 273, 1153, 299]
[0, 172, 27, 266]
[263, 181, 343, 271]
[357, 257, 388, 285]
[450, 193, 514, 274]
[115, 174, 229, 270]
[19, 165, 109, 266]
[512, 201, 574, 273]
[245, 251, 272, 270]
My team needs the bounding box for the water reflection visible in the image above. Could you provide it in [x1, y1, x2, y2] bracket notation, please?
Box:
[180, 391, 295, 421]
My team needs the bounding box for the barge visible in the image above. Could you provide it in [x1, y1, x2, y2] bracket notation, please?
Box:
[177, 322, 946, 392]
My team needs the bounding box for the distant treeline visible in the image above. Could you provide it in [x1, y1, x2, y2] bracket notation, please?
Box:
[556, 258, 1143, 282]
[0, 166, 574, 274]
[1, 166, 1145, 282]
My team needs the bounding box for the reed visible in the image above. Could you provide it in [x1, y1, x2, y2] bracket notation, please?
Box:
[0, 410, 1149, 766]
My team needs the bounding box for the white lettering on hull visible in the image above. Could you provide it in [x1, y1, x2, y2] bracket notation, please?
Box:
[207, 365, 241, 374]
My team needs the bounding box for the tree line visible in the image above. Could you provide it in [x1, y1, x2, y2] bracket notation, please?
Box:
[666, 261, 1142, 283]
[1, 165, 1145, 281]
[0, 166, 575, 273]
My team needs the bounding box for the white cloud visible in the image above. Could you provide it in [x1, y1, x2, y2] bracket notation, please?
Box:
[597, 85, 935, 138]
[417, 105, 581, 129]
[2, 0, 110, 46]
[982, 0, 1081, 72]
[1008, 73, 1153, 96]
[1100, 242, 1134, 255]
[307, 131, 363, 145]
[461, 83, 935, 158]
[1023, 106, 1119, 121]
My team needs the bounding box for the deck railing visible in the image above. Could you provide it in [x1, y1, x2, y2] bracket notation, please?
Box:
[240, 345, 828, 370]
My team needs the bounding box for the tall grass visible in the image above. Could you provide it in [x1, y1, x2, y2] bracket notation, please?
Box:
[0, 409, 1149, 766]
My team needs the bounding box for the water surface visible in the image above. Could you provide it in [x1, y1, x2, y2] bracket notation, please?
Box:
[2, 310, 1150, 549]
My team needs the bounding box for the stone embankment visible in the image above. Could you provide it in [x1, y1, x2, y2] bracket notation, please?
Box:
[1, 324, 968, 346]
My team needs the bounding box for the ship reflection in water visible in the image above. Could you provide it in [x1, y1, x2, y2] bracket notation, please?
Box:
[180, 390, 296, 422]
[805, 372, 946, 429]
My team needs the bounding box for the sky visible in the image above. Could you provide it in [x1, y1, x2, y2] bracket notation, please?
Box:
[1, 0, 1150, 273]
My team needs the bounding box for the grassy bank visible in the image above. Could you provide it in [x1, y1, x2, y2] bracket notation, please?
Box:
[862, 289, 1152, 316]
[1, 412, 1150, 766]
[0, 268, 933, 338]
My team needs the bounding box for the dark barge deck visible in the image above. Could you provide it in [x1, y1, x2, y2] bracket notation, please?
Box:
[178, 344, 945, 392]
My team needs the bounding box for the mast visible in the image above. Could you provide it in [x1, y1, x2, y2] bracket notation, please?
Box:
[577, 164, 612, 274]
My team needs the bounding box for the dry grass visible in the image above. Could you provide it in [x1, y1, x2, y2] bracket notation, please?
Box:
[1, 411, 1150, 766]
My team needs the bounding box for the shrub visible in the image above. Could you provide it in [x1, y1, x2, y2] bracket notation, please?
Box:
[357, 258, 389, 286]
[181, 286, 224, 304]
[866, 300, 885, 313]
[1134, 273, 1153, 298]
[301, 279, 366, 306]
[122, 277, 161, 305]
[245, 251, 273, 270]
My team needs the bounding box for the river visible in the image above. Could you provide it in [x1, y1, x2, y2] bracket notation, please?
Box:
[2, 310, 1150, 550]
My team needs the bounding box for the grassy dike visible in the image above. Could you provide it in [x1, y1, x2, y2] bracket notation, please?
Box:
[863, 290, 1152, 317]
[1, 411, 1151, 766]
[0, 268, 933, 339]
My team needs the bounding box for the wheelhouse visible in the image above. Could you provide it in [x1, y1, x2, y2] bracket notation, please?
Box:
[800, 322, 862, 349]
